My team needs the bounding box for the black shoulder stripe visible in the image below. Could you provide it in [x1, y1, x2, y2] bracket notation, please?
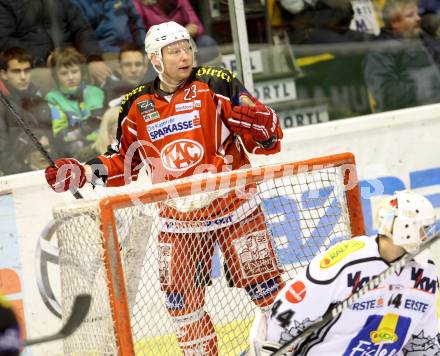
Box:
[306, 257, 387, 285]
[115, 83, 153, 142]
[118, 83, 154, 117]
[192, 65, 239, 98]
[193, 65, 236, 83]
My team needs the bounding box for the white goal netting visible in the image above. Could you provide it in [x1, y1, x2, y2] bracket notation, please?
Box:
[53, 155, 363, 355]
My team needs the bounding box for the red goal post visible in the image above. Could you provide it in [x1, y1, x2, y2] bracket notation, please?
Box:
[54, 152, 364, 355]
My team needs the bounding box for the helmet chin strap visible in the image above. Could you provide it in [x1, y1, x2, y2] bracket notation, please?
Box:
[152, 57, 187, 93]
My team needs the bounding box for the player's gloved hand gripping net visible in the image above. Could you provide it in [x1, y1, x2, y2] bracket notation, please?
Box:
[227, 104, 282, 148]
[45, 158, 86, 192]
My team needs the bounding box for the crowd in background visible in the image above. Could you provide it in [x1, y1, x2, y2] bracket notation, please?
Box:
[0, 0, 219, 176]
[276, 0, 440, 113]
[1, 0, 440, 176]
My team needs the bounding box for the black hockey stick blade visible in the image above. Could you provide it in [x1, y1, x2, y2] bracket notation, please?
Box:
[24, 294, 91, 347]
[272, 232, 440, 355]
[0, 91, 83, 199]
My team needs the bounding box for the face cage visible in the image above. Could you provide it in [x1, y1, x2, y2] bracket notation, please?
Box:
[421, 223, 437, 242]
[152, 38, 198, 75]
[391, 219, 436, 253]
[380, 209, 396, 236]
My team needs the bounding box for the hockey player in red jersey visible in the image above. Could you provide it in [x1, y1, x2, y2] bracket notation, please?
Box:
[250, 191, 439, 356]
[45, 21, 284, 355]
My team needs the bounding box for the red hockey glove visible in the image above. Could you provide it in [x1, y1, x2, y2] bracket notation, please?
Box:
[45, 158, 86, 193]
[228, 104, 280, 144]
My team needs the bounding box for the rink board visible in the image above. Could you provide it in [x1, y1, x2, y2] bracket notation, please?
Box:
[0, 104, 439, 355]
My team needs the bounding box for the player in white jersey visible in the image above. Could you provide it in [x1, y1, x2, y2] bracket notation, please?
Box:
[250, 190, 440, 355]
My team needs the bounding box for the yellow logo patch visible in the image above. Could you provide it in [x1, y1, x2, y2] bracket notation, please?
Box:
[195, 67, 236, 83]
[319, 240, 365, 268]
[370, 313, 399, 344]
[119, 85, 146, 113]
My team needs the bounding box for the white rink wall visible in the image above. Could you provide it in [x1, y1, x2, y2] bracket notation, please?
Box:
[1, 103, 439, 355]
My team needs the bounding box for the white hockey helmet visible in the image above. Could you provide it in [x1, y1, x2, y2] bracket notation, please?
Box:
[144, 21, 196, 73]
[375, 191, 436, 252]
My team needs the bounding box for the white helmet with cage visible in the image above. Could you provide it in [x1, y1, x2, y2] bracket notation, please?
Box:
[144, 21, 196, 74]
[375, 190, 436, 252]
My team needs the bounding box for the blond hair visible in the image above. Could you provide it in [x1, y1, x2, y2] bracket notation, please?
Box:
[93, 107, 119, 153]
[47, 47, 86, 83]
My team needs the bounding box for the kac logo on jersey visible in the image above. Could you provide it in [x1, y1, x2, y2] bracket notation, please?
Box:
[319, 240, 365, 269]
[344, 313, 410, 355]
[161, 139, 204, 171]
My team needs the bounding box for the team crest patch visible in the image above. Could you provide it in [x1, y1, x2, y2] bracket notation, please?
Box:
[233, 231, 277, 278]
[319, 240, 365, 269]
[136, 99, 155, 117]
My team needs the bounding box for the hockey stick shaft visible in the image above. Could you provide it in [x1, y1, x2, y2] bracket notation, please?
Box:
[0, 91, 83, 199]
[24, 294, 91, 347]
[272, 232, 440, 356]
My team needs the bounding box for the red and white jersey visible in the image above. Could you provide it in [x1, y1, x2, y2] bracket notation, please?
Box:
[89, 66, 282, 186]
[267, 236, 440, 355]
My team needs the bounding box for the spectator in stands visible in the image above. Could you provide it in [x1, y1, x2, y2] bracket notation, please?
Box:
[46, 47, 105, 161]
[419, 1, 440, 45]
[103, 43, 155, 107]
[363, 0, 440, 112]
[93, 107, 119, 153]
[14, 130, 55, 172]
[70, 0, 146, 54]
[0, 0, 112, 84]
[419, 0, 440, 37]
[419, 0, 440, 16]
[57, 107, 119, 160]
[420, 13, 440, 42]
[0, 48, 53, 175]
[278, 0, 371, 43]
[132, 0, 219, 63]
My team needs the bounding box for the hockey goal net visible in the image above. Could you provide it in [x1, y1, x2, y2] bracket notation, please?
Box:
[53, 152, 364, 355]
